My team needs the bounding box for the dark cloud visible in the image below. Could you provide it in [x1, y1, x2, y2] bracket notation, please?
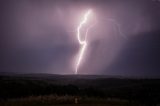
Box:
[107, 30, 160, 77]
[0, 0, 160, 77]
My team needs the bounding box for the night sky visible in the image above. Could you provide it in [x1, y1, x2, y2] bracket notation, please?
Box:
[0, 0, 160, 77]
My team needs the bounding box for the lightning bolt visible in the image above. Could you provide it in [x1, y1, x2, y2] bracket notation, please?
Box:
[75, 9, 93, 74]
[74, 10, 126, 74]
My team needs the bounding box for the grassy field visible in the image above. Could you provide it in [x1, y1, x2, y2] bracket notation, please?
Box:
[0, 74, 160, 106]
[0, 95, 147, 106]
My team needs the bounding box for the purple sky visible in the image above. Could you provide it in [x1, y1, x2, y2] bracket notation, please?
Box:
[0, 0, 160, 77]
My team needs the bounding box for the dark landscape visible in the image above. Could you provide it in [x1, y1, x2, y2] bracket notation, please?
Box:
[0, 73, 160, 106]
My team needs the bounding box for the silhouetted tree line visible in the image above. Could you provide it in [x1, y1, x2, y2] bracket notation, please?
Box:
[0, 76, 160, 105]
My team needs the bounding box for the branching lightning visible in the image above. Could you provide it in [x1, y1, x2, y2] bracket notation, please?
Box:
[75, 9, 93, 74]
[102, 18, 127, 39]
[74, 10, 126, 74]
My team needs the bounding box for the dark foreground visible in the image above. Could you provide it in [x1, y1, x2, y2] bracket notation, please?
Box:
[0, 95, 147, 106]
[0, 73, 160, 106]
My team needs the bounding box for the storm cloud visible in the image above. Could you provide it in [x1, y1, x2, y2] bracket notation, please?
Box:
[0, 0, 160, 77]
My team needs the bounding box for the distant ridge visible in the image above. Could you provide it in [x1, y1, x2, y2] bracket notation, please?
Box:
[0, 72, 159, 79]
